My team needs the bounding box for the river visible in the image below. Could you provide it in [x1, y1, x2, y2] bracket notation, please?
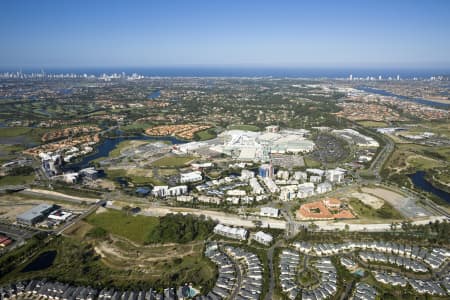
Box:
[409, 171, 450, 203]
[357, 86, 450, 108]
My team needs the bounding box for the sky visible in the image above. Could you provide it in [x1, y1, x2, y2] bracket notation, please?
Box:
[1, 0, 450, 70]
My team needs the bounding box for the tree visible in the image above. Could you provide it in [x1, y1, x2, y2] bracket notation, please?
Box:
[390, 222, 398, 232]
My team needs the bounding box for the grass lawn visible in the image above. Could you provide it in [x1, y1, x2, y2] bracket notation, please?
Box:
[0, 127, 32, 137]
[304, 156, 321, 168]
[357, 121, 388, 127]
[228, 124, 260, 131]
[0, 174, 34, 186]
[297, 269, 317, 286]
[109, 140, 148, 158]
[0, 144, 26, 152]
[51, 185, 101, 199]
[131, 176, 164, 185]
[64, 221, 94, 240]
[349, 198, 403, 220]
[0, 144, 26, 163]
[406, 156, 441, 170]
[413, 121, 450, 136]
[384, 143, 448, 174]
[433, 146, 450, 162]
[0, 127, 53, 143]
[120, 122, 153, 132]
[105, 168, 165, 186]
[195, 129, 217, 141]
[151, 156, 194, 167]
[86, 209, 159, 244]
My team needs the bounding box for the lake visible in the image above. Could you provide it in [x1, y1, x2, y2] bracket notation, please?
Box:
[68, 135, 186, 170]
[409, 171, 450, 203]
[147, 90, 161, 99]
[22, 250, 57, 272]
[357, 86, 449, 108]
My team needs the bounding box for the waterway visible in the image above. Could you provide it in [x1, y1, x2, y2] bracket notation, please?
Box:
[68, 135, 186, 170]
[409, 171, 450, 203]
[22, 250, 57, 272]
[357, 86, 450, 108]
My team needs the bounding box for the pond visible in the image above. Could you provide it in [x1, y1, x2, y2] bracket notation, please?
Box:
[22, 250, 57, 272]
[409, 171, 450, 203]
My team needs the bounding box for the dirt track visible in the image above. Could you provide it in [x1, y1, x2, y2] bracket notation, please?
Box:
[22, 188, 100, 203]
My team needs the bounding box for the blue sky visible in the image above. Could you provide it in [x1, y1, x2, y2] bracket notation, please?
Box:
[1, 0, 450, 69]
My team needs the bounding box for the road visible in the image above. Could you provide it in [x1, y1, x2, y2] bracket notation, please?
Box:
[368, 132, 394, 179]
[228, 250, 243, 300]
[340, 280, 355, 300]
[352, 123, 394, 180]
[264, 240, 284, 300]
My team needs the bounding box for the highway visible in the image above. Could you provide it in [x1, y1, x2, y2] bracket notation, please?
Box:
[368, 131, 395, 178]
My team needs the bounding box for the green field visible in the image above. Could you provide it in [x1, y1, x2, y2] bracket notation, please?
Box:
[0, 174, 34, 186]
[108, 140, 149, 158]
[228, 124, 261, 131]
[304, 156, 321, 168]
[0, 127, 32, 137]
[357, 121, 388, 127]
[195, 128, 217, 141]
[120, 122, 153, 133]
[384, 143, 448, 174]
[407, 156, 442, 170]
[151, 156, 194, 167]
[349, 199, 403, 220]
[0, 127, 50, 142]
[86, 209, 159, 244]
[0, 144, 26, 163]
[104, 168, 165, 186]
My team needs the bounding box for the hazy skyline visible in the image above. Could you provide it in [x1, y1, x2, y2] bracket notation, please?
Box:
[1, 0, 450, 69]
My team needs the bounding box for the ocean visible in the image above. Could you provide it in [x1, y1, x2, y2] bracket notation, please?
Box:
[1, 67, 449, 79]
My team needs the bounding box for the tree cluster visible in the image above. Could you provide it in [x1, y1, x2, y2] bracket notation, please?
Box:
[146, 214, 216, 244]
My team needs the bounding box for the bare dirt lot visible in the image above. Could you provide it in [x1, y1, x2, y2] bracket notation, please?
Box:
[351, 192, 384, 209]
[361, 187, 431, 218]
[0, 194, 87, 221]
[21, 188, 100, 203]
[95, 235, 203, 264]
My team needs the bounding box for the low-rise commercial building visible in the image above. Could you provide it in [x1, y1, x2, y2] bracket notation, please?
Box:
[260, 207, 280, 218]
[253, 231, 273, 245]
[180, 171, 202, 184]
[213, 224, 248, 240]
[16, 203, 56, 225]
